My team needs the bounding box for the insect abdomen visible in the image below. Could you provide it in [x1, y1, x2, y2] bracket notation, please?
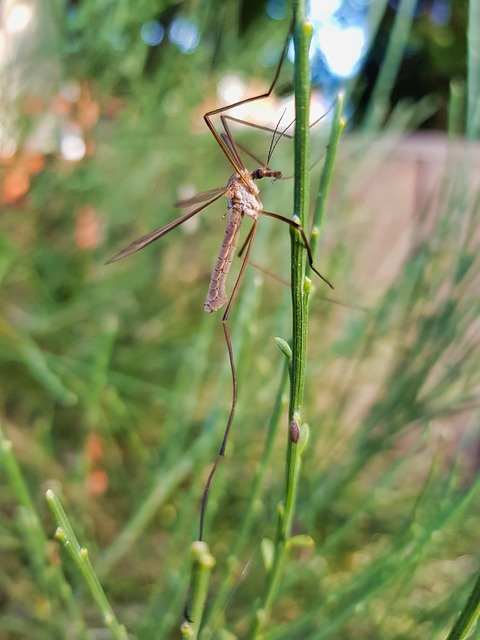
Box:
[204, 205, 243, 313]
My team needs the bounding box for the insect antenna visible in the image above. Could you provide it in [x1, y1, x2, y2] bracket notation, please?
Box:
[267, 114, 296, 167]
[266, 98, 339, 170]
[266, 108, 289, 167]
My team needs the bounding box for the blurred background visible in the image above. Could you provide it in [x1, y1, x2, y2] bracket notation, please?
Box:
[1, 1, 479, 639]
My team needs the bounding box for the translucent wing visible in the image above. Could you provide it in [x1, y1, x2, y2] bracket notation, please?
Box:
[106, 190, 226, 264]
[175, 186, 227, 208]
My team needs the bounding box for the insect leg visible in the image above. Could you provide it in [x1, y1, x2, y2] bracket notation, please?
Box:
[261, 210, 334, 289]
[198, 217, 259, 541]
[203, 23, 293, 178]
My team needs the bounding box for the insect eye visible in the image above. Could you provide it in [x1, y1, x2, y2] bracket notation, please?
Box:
[254, 168, 265, 179]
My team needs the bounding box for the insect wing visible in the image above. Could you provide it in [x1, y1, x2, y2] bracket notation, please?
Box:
[175, 185, 227, 208]
[106, 191, 226, 264]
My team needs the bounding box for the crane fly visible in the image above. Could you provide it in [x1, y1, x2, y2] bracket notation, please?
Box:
[106, 28, 332, 541]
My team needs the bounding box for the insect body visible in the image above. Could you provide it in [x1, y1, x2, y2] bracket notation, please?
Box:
[107, 26, 332, 543]
[204, 168, 281, 313]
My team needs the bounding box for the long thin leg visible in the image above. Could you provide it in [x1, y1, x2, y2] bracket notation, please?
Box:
[222, 115, 292, 169]
[238, 225, 256, 258]
[198, 211, 330, 540]
[203, 22, 293, 182]
[221, 114, 294, 140]
[221, 132, 265, 168]
[221, 113, 291, 172]
[220, 103, 336, 176]
[198, 218, 259, 541]
[217, 101, 337, 169]
[241, 258, 290, 287]
[219, 115, 279, 183]
[220, 115, 245, 170]
[261, 210, 334, 289]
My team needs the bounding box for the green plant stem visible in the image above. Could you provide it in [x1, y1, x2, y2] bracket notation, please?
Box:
[249, 4, 312, 637]
[467, 0, 480, 138]
[445, 570, 480, 640]
[181, 542, 215, 639]
[45, 490, 128, 640]
[0, 424, 90, 639]
[448, 80, 466, 137]
[248, 9, 345, 635]
[285, 0, 312, 545]
[362, 0, 417, 131]
[311, 93, 345, 255]
[289, 7, 312, 425]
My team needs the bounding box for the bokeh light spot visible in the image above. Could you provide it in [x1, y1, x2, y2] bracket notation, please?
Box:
[141, 20, 164, 46]
[309, 0, 342, 22]
[6, 3, 33, 33]
[61, 126, 86, 162]
[316, 22, 367, 78]
[168, 17, 199, 54]
[265, 0, 287, 21]
[217, 75, 247, 106]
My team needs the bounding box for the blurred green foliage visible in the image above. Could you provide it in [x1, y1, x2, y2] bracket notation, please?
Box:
[0, 0, 479, 639]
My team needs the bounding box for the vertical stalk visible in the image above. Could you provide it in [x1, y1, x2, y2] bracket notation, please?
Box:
[286, 0, 312, 538]
[362, 0, 417, 131]
[181, 542, 215, 640]
[46, 491, 129, 640]
[0, 426, 90, 639]
[445, 569, 480, 640]
[467, 0, 480, 138]
[249, 5, 343, 635]
[250, 3, 313, 637]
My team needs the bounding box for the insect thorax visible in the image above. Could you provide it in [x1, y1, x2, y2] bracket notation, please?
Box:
[226, 170, 262, 219]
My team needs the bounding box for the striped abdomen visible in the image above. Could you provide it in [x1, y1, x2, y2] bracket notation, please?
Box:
[204, 204, 244, 313]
